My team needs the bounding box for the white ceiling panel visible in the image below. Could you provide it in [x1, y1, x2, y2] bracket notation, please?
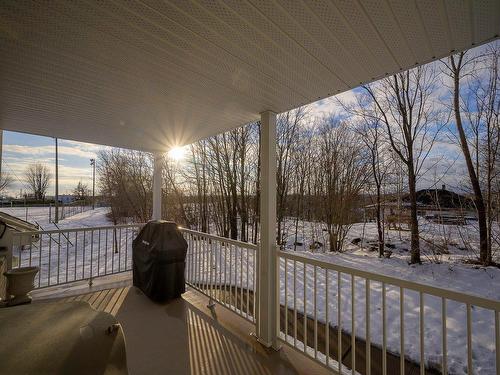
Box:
[0, 0, 498, 151]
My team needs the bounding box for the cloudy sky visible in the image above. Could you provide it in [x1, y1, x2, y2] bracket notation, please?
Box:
[2, 131, 100, 197]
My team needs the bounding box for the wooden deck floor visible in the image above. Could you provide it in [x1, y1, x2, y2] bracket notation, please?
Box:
[54, 286, 131, 317]
[38, 281, 434, 375]
[33, 276, 331, 375]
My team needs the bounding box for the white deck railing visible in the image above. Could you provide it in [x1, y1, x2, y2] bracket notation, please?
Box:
[11, 224, 144, 289]
[11, 224, 258, 322]
[278, 250, 500, 375]
[181, 228, 258, 323]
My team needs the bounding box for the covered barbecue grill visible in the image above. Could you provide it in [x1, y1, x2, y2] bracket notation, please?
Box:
[132, 221, 188, 302]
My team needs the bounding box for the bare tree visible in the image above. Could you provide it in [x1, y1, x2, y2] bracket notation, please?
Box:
[476, 47, 500, 264]
[163, 155, 191, 227]
[276, 107, 308, 245]
[174, 122, 260, 241]
[443, 46, 500, 264]
[253, 121, 261, 244]
[316, 116, 368, 252]
[356, 117, 391, 256]
[97, 149, 153, 223]
[291, 126, 313, 250]
[205, 132, 238, 239]
[363, 66, 442, 264]
[73, 181, 90, 200]
[24, 162, 52, 200]
[0, 173, 13, 194]
[188, 141, 209, 232]
[339, 94, 393, 257]
[443, 52, 487, 264]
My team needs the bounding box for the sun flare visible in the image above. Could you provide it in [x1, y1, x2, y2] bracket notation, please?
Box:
[168, 146, 186, 161]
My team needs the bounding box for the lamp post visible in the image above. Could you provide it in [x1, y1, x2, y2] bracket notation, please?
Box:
[90, 158, 95, 210]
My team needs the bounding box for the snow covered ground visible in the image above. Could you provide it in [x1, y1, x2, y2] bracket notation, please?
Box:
[10, 210, 500, 374]
[13, 208, 141, 288]
[45, 206, 115, 229]
[0, 206, 54, 226]
[186, 239, 498, 374]
[281, 217, 500, 263]
[187, 219, 500, 374]
[0, 205, 93, 228]
[276, 219, 500, 374]
[280, 218, 500, 300]
[279, 254, 499, 374]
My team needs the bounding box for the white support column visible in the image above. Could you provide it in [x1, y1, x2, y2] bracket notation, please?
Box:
[152, 152, 163, 221]
[256, 110, 278, 348]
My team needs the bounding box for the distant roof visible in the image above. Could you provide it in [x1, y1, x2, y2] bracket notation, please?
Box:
[409, 188, 472, 209]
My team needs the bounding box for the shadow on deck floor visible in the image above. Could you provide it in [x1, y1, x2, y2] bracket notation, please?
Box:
[45, 281, 440, 375]
[42, 283, 330, 375]
[200, 285, 441, 375]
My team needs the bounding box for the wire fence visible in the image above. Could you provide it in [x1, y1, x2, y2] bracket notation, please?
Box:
[0, 201, 93, 224]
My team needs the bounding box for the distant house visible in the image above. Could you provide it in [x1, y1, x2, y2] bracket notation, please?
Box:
[58, 195, 75, 204]
[364, 186, 476, 226]
[44, 195, 76, 204]
[409, 185, 474, 210]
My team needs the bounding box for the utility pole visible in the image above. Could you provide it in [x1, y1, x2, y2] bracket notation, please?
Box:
[90, 158, 95, 209]
[54, 137, 59, 223]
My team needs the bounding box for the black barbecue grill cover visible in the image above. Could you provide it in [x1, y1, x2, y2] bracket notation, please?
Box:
[132, 221, 188, 302]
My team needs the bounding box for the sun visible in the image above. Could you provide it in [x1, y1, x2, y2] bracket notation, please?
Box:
[168, 146, 186, 161]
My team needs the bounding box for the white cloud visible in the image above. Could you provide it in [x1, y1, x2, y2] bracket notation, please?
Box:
[3, 144, 97, 159]
[308, 90, 359, 120]
[2, 146, 95, 196]
[60, 139, 106, 153]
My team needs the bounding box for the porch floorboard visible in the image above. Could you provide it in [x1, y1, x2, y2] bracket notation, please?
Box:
[33, 276, 331, 375]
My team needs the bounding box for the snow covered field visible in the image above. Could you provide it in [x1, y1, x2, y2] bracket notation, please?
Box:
[186, 219, 500, 374]
[13, 208, 141, 288]
[0, 206, 54, 226]
[281, 217, 500, 263]
[10, 210, 500, 374]
[275, 219, 500, 374]
[279, 254, 498, 374]
[0, 204, 93, 228]
[43, 206, 115, 229]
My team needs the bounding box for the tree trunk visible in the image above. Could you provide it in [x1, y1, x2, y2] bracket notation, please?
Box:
[451, 57, 489, 264]
[328, 228, 336, 252]
[408, 166, 421, 264]
[253, 124, 261, 245]
[376, 184, 384, 257]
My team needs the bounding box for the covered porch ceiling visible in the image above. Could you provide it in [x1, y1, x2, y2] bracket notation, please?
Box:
[1, 1, 499, 152]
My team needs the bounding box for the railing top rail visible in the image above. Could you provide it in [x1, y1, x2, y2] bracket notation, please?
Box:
[278, 250, 500, 311]
[179, 227, 258, 250]
[12, 223, 146, 236]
